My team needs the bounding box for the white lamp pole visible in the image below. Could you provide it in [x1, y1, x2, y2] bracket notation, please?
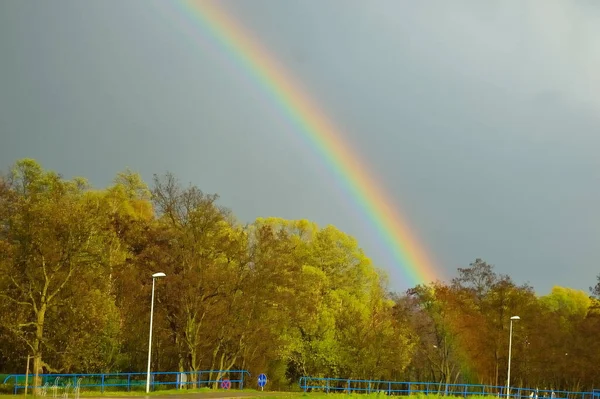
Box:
[506, 315, 520, 398]
[146, 272, 166, 393]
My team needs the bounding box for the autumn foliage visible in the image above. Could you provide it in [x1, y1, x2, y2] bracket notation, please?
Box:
[0, 160, 598, 392]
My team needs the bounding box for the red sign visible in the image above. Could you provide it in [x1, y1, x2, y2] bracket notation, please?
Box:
[220, 379, 231, 390]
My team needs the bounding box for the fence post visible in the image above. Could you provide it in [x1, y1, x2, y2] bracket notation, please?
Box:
[409, 383, 412, 395]
[389, 382, 392, 396]
[101, 374, 105, 393]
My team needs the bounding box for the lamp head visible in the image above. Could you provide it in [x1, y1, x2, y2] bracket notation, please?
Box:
[510, 315, 520, 320]
[152, 272, 166, 278]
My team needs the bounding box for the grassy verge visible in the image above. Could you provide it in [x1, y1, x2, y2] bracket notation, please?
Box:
[0, 388, 235, 398]
[0, 393, 493, 399]
[0, 388, 303, 398]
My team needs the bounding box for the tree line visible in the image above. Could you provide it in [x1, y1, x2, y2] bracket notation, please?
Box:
[0, 159, 598, 391]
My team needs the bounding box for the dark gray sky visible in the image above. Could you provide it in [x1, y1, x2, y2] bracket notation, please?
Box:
[1, 0, 598, 294]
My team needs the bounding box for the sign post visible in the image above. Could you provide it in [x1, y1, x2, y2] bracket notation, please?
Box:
[258, 374, 267, 391]
[24, 355, 31, 396]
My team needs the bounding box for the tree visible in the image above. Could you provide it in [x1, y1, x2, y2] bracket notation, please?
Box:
[399, 283, 470, 386]
[3, 158, 599, 392]
[540, 286, 591, 319]
[0, 160, 116, 388]
[149, 172, 247, 380]
[591, 274, 600, 298]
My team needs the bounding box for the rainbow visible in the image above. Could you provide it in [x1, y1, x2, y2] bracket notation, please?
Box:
[175, 0, 442, 286]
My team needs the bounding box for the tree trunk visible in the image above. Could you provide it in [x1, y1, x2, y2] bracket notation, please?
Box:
[208, 342, 221, 389]
[213, 351, 226, 389]
[190, 346, 198, 389]
[494, 349, 499, 387]
[33, 304, 47, 395]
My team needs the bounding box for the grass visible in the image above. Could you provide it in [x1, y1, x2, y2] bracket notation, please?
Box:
[0, 392, 496, 399]
[0, 387, 298, 398]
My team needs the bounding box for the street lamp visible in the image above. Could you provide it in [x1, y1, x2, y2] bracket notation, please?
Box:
[146, 272, 166, 393]
[506, 315, 520, 398]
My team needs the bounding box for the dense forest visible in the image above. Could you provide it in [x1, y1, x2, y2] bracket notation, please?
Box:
[0, 159, 599, 391]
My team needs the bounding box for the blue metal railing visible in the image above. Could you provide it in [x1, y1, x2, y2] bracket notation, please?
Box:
[299, 377, 598, 399]
[3, 370, 250, 394]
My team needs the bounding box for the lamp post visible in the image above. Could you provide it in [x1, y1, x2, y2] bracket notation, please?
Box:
[506, 315, 520, 398]
[146, 272, 166, 393]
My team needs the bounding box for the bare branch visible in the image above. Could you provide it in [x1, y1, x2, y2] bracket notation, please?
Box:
[9, 274, 27, 295]
[3, 326, 35, 352]
[47, 263, 75, 303]
[0, 292, 33, 307]
[18, 322, 37, 328]
[28, 282, 38, 314]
